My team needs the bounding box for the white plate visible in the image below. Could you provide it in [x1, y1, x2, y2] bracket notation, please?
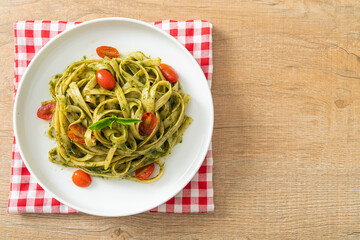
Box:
[14, 18, 213, 216]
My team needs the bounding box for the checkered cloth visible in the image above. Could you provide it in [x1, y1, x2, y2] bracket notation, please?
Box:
[9, 20, 214, 214]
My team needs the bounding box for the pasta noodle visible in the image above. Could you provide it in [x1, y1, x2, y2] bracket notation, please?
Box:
[46, 51, 192, 182]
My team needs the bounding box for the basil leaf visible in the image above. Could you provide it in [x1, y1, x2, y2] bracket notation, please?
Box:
[115, 118, 142, 125]
[88, 118, 113, 130]
[88, 116, 141, 130]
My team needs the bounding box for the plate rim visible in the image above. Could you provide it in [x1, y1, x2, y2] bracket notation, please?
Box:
[13, 17, 214, 216]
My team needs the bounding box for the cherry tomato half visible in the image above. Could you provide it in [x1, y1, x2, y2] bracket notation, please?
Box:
[37, 102, 56, 121]
[67, 125, 87, 144]
[139, 112, 158, 136]
[72, 169, 92, 187]
[135, 163, 155, 180]
[96, 46, 119, 59]
[158, 63, 178, 83]
[96, 69, 116, 90]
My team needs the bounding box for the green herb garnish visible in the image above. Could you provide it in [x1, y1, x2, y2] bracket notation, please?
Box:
[88, 115, 141, 130]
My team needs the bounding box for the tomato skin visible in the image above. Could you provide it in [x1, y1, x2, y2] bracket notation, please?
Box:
[135, 163, 155, 180]
[37, 102, 56, 120]
[96, 69, 116, 90]
[72, 169, 92, 187]
[96, 46, 119, 59]
[158, 64, 178, 83]
[67, 125, 87, 144]
[139, 112, 158, 136]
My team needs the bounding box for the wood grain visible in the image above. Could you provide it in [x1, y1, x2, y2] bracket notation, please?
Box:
[2, 0, 360, 239]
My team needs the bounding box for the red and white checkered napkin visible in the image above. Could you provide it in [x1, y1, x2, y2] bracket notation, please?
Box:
[9, 20, 214, 214]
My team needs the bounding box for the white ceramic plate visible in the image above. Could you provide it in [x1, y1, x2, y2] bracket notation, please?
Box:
[14, 18, 213, 216]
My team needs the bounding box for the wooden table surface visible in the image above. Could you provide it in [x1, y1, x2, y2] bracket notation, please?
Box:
[1, 0, 360, 239]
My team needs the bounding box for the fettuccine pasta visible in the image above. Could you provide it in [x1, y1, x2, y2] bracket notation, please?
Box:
[44, 51, 192, 182]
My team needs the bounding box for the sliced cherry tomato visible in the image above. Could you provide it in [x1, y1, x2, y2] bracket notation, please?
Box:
[96, 46, 119, 59]
[96, 69, 116, 90]
[135, 163, 155, 180]
[139, 112, 158, 136]
[158, 63, 178, 83]
[37, 102, 56, 120]
[67, 125, 87, 144]
[72, 169, 92, 187]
